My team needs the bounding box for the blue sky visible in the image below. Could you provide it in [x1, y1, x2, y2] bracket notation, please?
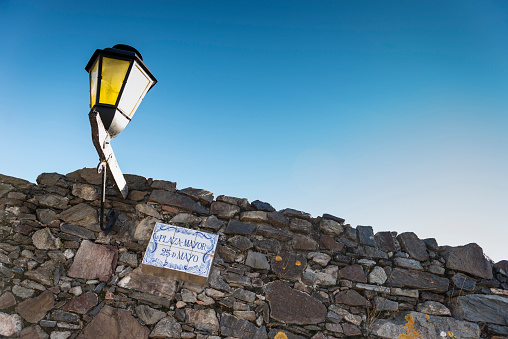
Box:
[1, 1, 507, 261]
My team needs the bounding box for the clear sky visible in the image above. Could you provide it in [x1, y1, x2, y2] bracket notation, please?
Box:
[1, 1, 507, 262]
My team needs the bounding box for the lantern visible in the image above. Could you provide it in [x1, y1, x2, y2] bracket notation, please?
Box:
[85, 44, 157, 138]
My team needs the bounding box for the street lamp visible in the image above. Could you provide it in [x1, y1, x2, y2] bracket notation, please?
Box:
[85, 44, 157, 233]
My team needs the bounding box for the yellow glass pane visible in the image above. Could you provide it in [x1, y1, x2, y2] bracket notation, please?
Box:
[89, 59, 99, 107]
[99, 57, 130, 105]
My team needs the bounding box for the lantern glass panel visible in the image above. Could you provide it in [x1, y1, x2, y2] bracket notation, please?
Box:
[89, 59, 99, 108]
[118, 62, 153, 118]
[99, 57, 130, 105]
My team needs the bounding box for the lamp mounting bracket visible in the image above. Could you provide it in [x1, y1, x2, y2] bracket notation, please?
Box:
[89, 110, 128, 199]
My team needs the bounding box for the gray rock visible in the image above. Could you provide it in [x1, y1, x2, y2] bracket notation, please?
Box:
[150, 180, 176, 192]
[224, 219, 257, 235]
[451, 294, 508, 325]
[149, 317, 182, 338]
[388, 268, 449, 293]
[210, 201, 240, 219]
[368, 266, 388, 285]
[135, 204, 162, 219]
[256, 224, 292, 241]
[281, 208, 312, 220]
[135, 305, 166, 325]
[133, 217, 158, 241]
[32, 228, 61, 250]
[228, 235, 253, 250]
[251, 200, 275, 212]
[416, 301, 451, 316]
[186, 309, 219, 334]
[245, 251, 270, 270]
[36, 194, 69, 210]
[371, 311, 479, 339]
[240, 211, 268, 223]
[232, 288, 256, 303]
[0, 312, 23, 337]
[37, 173, 68, 187]
[442, 243, 493, 280]
[0, 173, 34, 190]
[50, 331, 72, 339]
[374, 296, 398, 311]
[149, 190, 209, 215]
[58, 203, 98, 229]
[51, 310, 80, 323]
[308, 252, 331, 266]
[72, 183, 98, 201]
[0, 183, 15, 198]
[171, 212, 201, 225]
[220, 313, 267, 338]
[451, 273, 476, 291]
[315, 265, 338, 286]
[36, 209, 58, 224]
[216, 195, 250, 209]
[12, 285, 35, 298]
[60, 224, 96, 240]
[179, 187, 214, 205]
[267, 212, 288, 227]
[394, 257, 423, 270]
[357, 225, 376, 246]
[319, 219, 343, 236]
[200, 215, 224, 230]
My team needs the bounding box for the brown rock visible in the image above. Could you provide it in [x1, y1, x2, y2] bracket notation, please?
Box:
[397, 232, 429, 262]
[66, 167, 102, 185]
[375, 232, 397, 252]
[16, 290, 54, 323]
[37, 173, 68, 187]
[338, 264, 367, 283]
[19, 325, 48, 339]
[271, 253, 307, 281]
[442, 243, 493, 280]
[0, 291, 16, 310]
[292, 235, 318, 251]
[342, 323, 362, 336]
[117, 267, 177, 299]
[67, 240, 118, 282]
[319, 236, 344, 252]
[62, 291, 98, 314]
[334, 290, 369, 306]
[78, 305, 149, 339]
[388, 268, 449, 293]
[265, 280, 326, 324]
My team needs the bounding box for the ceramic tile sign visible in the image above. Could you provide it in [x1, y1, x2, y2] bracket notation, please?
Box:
[141, 223, 219, 284]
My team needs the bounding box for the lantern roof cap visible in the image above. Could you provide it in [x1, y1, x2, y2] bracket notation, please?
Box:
[85, 44, 157, 86]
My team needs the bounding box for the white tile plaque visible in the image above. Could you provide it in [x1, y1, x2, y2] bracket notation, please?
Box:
[141, 223, 218, 284]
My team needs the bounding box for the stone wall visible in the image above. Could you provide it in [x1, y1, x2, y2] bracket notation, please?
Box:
[0, 169, 507, 339]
